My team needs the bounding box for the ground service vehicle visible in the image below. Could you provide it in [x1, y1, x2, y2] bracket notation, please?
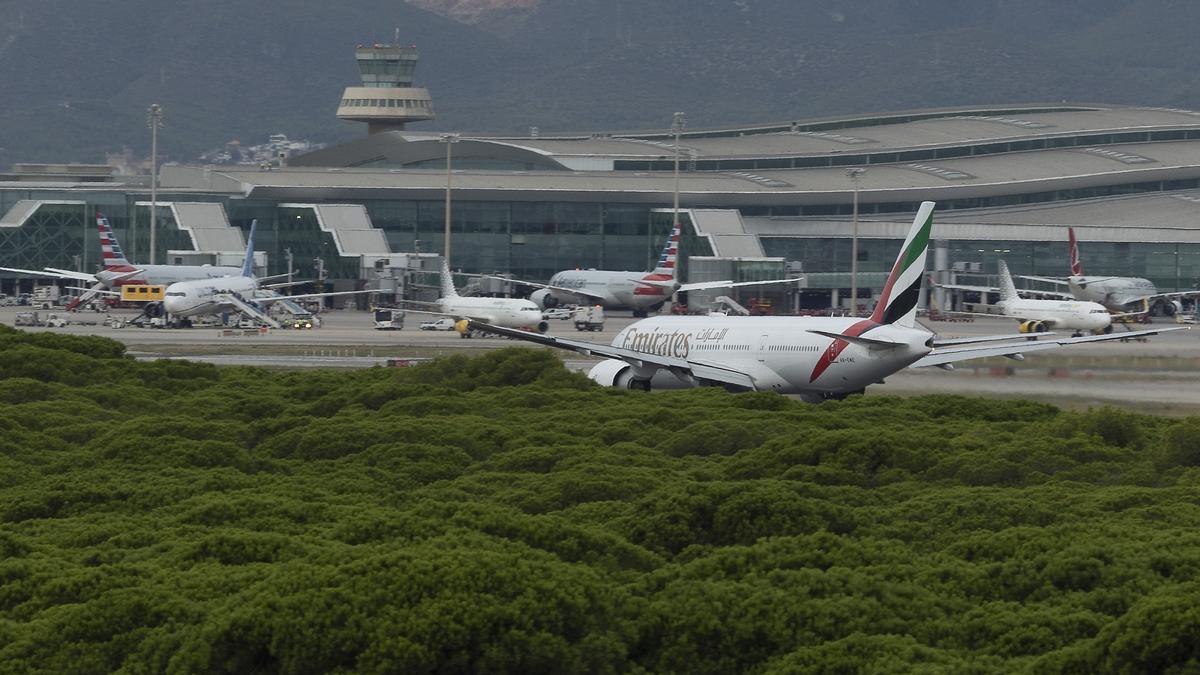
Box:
[574, 306, 605, 331]
[420, 317, 456, 331]
[373, 308, 405, 330]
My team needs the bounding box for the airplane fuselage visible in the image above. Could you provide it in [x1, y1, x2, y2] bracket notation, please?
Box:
[96, 264, 241, 288]
[539, 270, 672, 312]
[162, 276, 258, 317]
[998, 298, 1111, 332]
[608, 315, 932, 397]
[441, 296, 547, 331]
[1067, 275, 1157, 310]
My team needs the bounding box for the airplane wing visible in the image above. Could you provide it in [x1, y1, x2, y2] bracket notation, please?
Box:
[482, 275, 610, 301]
[911, 326, 1189, 368]
[467, 320, 758, 389]
[1014, 275, 1071, 286]
[253, 289, 373, 305]
[937, 281, 1074, 300]
[931, 332, 1056, 347]
[0, 266, 98, 282]
[677, 278, 803, 293]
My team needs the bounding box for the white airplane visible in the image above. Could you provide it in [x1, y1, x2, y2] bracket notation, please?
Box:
[467, 202, 1185, 402]
[404, 261, 549, 337]
[1016, 227, 1199, 313]
[0, 213, 242, 310]
[990, 260, 1114, 336]
[494, 222, 800, 317]
[159, 220, 366, 327]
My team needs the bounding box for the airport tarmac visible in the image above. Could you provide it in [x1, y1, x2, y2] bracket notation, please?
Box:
[1, 306, 1196, 414]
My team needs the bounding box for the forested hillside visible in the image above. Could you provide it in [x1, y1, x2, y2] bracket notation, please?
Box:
[6, 1, 1200, 166]
[2, 325, 1200, 672]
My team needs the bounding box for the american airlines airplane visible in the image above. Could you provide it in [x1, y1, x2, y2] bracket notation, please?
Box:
[497, 222, 799, 317]
[0, 213, 241, 309]
[159, 220, 367, 327]
[405, 261, 549, 336]
[469, 202, 1185, 402]
[1017, 227, 1199, 313]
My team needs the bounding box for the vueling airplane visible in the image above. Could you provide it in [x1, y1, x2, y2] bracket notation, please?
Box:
[469, 202, 1185, 402]
[989, 260, 1114, 336]
[405, 261, 549, 337]
[497, 221, 799, 317]
[158, 220, 366, 327]
[0, 213, 241, 309]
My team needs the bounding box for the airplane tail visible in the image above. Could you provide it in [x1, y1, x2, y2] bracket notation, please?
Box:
[1068, 227, 1083, 276]
[439, 260, 460, 298]
[241, 219, 258, 278]
[96, 213, 131, 268]
[869, 201, 934, 327]
[997, 260, 1020, 303]
[650, 221, 682, 278]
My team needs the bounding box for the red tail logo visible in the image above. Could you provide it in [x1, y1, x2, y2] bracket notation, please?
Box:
[1068, 228, 1083, 276]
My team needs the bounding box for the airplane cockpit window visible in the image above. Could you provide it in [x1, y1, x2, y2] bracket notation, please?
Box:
[165, 292, 187, 297]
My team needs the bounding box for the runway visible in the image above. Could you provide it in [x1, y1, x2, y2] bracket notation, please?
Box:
[2, 306, 1196, 413]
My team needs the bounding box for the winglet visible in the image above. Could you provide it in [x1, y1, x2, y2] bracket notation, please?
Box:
[869, 201, 934, 327]
[241, 219, 258, 278]
[1068, 227, 1083, 276]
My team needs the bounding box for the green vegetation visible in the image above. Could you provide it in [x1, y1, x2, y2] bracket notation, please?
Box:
[2, 323, 1200, 673]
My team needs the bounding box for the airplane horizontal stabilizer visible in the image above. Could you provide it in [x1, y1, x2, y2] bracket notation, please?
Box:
[806, 329, 903, 348]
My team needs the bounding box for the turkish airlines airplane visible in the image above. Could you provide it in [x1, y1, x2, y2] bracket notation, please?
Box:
[468, 202, 1185, 402]
[159, 220, 367, 326]
[1017, 227, 1199, 313]
[497, 222, 799, 317]
[0, 213, 241, 309]
[404, 261, 549, 337]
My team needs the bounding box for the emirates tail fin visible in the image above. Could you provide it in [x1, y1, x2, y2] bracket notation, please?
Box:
[869, 201, 935, 327]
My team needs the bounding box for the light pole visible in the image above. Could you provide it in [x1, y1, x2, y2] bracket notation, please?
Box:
[846, 167, 866, 315]
[147, 104, 163, 265]
[671, 112, 686, 306]
[440, 133, 460, 268]
[285, 247, 293, 295]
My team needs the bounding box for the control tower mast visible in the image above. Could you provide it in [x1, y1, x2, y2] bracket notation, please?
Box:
[336, 42, 435, 134]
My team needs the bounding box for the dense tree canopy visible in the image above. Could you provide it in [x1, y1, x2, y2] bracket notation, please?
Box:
[1, 323, 1199, 673]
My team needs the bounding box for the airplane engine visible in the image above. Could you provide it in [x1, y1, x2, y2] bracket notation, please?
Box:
[537, 320, 549, 334]
[144, 301, 164, 318]
[587, 359, 651, 391]
[1018, 319, 1048, 334]
[531, 289, 557, 309]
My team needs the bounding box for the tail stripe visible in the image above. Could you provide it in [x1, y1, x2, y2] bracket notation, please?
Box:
[1068, 227, 1083, 276]
[96, 213, 131, 267]
[652, 222, 682, 276]
[870, 201, 934, 327]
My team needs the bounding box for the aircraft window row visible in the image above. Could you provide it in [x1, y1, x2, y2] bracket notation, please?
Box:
[768, 344, 819, 352]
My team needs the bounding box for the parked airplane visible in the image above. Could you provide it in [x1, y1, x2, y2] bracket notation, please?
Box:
[494, 222, 799, 317]
[1016, 227, 1198, 313]
[158, 220, 366, 327]
[0, 213, 242, 309]
[989, 260, 1115, 336]
[467, 202, 1185, 402]
[404, 261, 549, 337]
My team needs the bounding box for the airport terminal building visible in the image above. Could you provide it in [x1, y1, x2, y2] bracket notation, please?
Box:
[3, 45, 1200, 311]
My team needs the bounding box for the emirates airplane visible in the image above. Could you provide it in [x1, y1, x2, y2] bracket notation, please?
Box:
[496, 222, 799, 317]
[469, 202, 1185, 402]
[1, 213, 241, 309]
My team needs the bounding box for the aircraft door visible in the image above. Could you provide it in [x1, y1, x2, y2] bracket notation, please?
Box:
[758, 333, 769, 362]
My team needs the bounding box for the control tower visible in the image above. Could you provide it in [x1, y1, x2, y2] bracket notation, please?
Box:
[336, 43, 435, 134]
